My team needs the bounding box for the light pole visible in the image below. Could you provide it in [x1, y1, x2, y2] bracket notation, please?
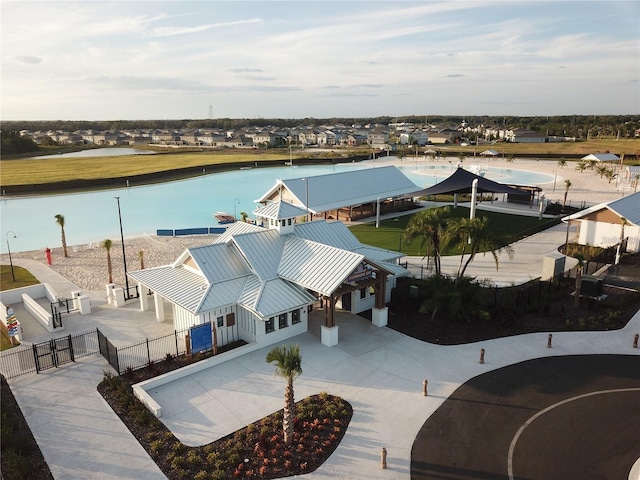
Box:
[302, 178, 310, 222]
[114, 197, 130, 299]
[6, 231, 16, 282]
[233, 198, 240, 221]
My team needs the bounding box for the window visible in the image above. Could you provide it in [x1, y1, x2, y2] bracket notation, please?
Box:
[266, 317, 275, 333]
[360, 288, 366, 299]
[292, 309, 301, 325]
[288, 218, 292, 226]
[279, 313, 288, 329]
[216, 316, 224, 328]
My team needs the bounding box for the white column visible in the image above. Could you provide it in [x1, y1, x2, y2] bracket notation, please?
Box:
[372, 307, 388, 327]
[470, 178, 478, 219]
[153, 292, 165, 322]
[139, 284, 150, 311]
[321, 325, 339, 347]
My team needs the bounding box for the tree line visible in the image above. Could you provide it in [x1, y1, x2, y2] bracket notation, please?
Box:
[2, 114, 639, 140]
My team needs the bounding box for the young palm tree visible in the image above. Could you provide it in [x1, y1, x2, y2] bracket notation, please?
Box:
[506, 154, 515, 163]
[404, 207, 451, 276]
[240, 211, 249, 223]
[562, 179, 572, 209]
[575, 162, 587, 173]
[457, 152, 466, 164]
[573, 253, 585, 308]
[557, 157, 567, 168]
[595, 165, 608, 178]
[266, 344, 302, 445]
[138, 250, 145, 270]
[54, 214, 68, 257]
[445, 216, 514, 280]
[100, 239, 114, 283]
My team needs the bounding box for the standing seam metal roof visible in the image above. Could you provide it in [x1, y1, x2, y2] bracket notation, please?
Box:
[278, 236, 364, 295]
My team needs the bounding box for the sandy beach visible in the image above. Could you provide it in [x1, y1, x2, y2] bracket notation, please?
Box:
[5, 157, 631, 293]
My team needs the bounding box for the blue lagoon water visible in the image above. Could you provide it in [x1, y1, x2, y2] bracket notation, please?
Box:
[0, 161, 553, 253]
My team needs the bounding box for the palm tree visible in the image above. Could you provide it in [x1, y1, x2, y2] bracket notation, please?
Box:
[603, 168, 617, 184]
[506, 154, 515, 163]
[54, 214, 68, 257]
[240, 211, 249, 222]
[404, 207, 451, 276]
[562, 179, 572, 209]
[428, 152, 437, 162]
[266, 344, 302, 445]
[595, 165, 608, 178]
[138, 250, 145, 270]
[573, 253, 585, 308]
[557, 157, 567, 168]
[575, 162, 587, 173]
[100, 239, 114, 283]
[457, 152, 466, 164]
[445, 216, 514, 279]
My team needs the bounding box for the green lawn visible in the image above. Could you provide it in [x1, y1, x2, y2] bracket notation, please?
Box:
[0, 265, 40, 291]
[349, 207, 552, 256]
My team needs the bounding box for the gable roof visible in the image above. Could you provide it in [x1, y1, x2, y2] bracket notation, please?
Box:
[253, 200, 308, 220]
[255, 166, 420, 213]
[563, 191, 640, 226]
[582, 153, 620, 162]
[278, 236, 365, 296]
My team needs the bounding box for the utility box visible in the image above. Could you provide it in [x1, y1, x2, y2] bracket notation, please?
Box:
[541, 253, 566, 281]
[580, 275, 603, 297]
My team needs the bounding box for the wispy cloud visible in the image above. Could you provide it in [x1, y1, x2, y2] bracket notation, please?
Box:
[146, 18, 263, 38]
[14, 55, 42, 65]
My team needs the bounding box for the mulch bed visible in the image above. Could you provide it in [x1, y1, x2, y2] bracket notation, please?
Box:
[0, 375, 53, 480]
[98, 367, 352, 480]
[389, 281, 640, 345]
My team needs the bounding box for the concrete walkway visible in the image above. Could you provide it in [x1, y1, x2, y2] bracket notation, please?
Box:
[4, 231, 640, 480]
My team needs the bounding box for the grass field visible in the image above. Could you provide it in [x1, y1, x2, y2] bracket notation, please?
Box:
[0, 265, 40, 291]
[1, 140, 639, 187]
[349, 206, 547, 256]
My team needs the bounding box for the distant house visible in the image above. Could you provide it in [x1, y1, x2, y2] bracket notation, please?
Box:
[563, 191, 640, 253]
[505, 129, 547, 143]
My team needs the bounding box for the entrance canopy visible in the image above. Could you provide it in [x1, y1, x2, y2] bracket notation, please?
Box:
[403, 166, 526, 197]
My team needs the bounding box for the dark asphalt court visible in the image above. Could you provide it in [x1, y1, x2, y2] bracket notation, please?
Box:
[411, 355, 640, 480]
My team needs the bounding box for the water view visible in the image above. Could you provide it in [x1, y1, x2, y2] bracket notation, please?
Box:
[0, 160, 553, 253]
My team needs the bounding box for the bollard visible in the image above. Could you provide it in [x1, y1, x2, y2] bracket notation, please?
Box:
[479, 348, 485, 364]
[547, 333, 553, 348]
[423, 379, 428, 396]
[380, 447, 387, 469]
[634, 333, 639, 349]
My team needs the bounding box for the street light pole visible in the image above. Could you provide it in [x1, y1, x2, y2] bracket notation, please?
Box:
[6, 231, 16, 282]
[302, 178, 310, 222]
[114, 197, 130, 299]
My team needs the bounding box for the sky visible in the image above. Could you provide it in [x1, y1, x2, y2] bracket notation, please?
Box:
[1, 1, 638, 121]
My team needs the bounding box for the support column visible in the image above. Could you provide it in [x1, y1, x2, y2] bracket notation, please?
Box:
[139, 283, 150, 311]
[372, 306, 388, 327]
[153, 292, 166, 322]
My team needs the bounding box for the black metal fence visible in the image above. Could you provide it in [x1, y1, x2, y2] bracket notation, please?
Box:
[0, 329, 99, 379]
[98, 328, 190, 375]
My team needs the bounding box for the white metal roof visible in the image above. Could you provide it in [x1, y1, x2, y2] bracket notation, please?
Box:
[278, 236, 364, 295]
[214, 221, 264, 244]
[293, 220, 362, 250]
[255, 166, 420, 213]
[253, 201, 308, 220]
[581, 153, 620, 162]
[128, 266, 208, 312]
[240, 278, 316, 318]
[186, 243, 251, 283]
[198, 277, 248, 313]
[230, 229, 286, 280]
[563, 191, 640, 225]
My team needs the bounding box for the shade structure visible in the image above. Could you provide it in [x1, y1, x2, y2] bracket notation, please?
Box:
[581, 153, 620, 162]
[479, 149, 499, 156]
[403, 166, 527, 197]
